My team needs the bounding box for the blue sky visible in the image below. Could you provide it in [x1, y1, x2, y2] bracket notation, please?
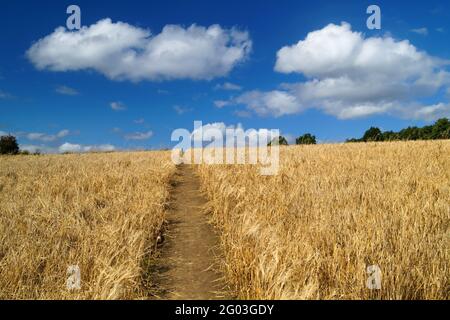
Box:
[1, 0, 450, 152]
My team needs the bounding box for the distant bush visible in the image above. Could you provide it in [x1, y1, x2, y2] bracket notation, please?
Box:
[296, 133, 317, 145]
[0, 135, 19, 155]
[347, 118, 450, 143]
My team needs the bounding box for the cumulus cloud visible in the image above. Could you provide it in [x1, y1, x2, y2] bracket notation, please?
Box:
[27, 19, 252, 81]
[124, 130, 153, 140]
[407, 103, 450, 121]
[59, 143, 115, 153]
[55, 85, 79, 96]
[215, 82, 242, 91]
[411, 28, 429, 36]
[26, 129, 70, 142]
[230, 22, 450, 120]
[235, 90, 303, 117]
[110, 101, 126, 111]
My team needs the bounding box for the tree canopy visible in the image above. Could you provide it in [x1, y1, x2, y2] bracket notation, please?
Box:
[347, 118, 450, 143]
[296, 133, 317, 145]
[0, 135, 19, 155]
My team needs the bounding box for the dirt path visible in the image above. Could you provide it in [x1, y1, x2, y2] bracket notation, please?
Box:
[151, 165, 230, 300]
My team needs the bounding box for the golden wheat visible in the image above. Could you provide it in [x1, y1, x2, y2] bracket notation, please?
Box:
[197, 141, 450, 300]
[0, 151, 174, 299]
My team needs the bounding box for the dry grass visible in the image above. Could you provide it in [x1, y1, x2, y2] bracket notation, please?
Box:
[0, 151, 174, 299]
[197, 141, 450, 299]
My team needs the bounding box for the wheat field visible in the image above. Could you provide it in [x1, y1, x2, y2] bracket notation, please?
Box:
[0, 151, 175, 299]
[0, 142, 448, 300]
[197, 141, 450, 299]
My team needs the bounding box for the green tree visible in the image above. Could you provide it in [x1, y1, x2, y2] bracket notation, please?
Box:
[381, 131, 398, 141]
[296, 133, 317, 145]
[399, 127, 421, 140]
[362, 127, 382, 142]
[431, 118, 450, 139]
[0, 135, 19, 155]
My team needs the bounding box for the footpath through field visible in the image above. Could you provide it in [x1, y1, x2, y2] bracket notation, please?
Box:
[151, 165, 230, 300]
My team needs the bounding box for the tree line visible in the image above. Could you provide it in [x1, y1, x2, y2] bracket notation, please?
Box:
[346, 118, 450, 143]
[269, 118, 450, 146]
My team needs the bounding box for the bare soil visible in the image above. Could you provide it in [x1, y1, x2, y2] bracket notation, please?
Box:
[150, 165, 230, 300]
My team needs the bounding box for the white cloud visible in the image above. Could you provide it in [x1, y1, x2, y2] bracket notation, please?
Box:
[134, 118, 145, 124]
[26, 129, 70, 142]
[275, 23, 443, 79]
[173, 105, 192, 115]
[215, 82, 242, 91]
[230, 22, 450, 120]
[124, 130, 153, 140]
[411, 28, 429, 36]
[235, 90, 303, 117]
[408, 103, 450, 121]
[55, 85, 79, 96]
[59, 142, 115, 153]
[214, 100, 230, 108]
[110, 101, 126, 111]
[27, 19, 252, 81]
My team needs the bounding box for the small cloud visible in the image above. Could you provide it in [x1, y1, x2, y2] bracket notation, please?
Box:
[157, 89, 169, 95]
[174, 105, 192, 115]
[26, 129, 70, 142]
[124, 130, 153, 140]
[55, 85, 79, 96]
[110, 101, 126, 111]
[411, 28, 428, 36]
[112, 127, 122, 133]
[436, 28, 445, 33]
[214, 100, 230, 108]
[215, 82, 242, 91]
[134, 118, 145, 124]
[59, 142, 115, 153]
